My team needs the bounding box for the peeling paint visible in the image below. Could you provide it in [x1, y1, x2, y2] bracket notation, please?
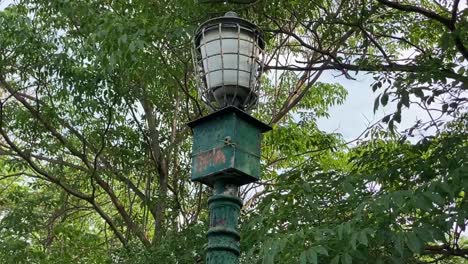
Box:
[195, 148, 226, 172]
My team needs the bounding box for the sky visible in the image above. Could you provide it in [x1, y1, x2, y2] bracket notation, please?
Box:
[316, 71, 435, 142]
[0, 0, 12, 9]
[316, 1, 467, 141]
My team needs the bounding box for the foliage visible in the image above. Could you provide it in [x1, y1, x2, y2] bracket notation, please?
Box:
[0, 0, 467, 263]
[243, 115, 467, 263]
[0, 176, 109, 263]
[257, 0, 467, 131]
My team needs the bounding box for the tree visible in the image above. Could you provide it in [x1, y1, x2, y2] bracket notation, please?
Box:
[243, 114, 467, 263]
[0, 0, 210, 255]
[0, 0, 466, 263]
[257, 0, 467, 130]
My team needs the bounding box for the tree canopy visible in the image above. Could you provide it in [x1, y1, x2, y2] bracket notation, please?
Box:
[0, 0, 466, 263]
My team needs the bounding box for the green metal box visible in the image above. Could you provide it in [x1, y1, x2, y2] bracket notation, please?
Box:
[188, 107, 271, 187]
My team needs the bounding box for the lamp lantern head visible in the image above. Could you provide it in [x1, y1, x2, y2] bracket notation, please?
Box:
[193, 11, 265, 112]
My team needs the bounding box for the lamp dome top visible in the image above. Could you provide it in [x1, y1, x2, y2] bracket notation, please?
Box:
[194, 12, 265, 49]
[224, 11, 238, 17]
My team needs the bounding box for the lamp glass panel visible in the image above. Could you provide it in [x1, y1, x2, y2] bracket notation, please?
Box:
[199, 27, 259, 95]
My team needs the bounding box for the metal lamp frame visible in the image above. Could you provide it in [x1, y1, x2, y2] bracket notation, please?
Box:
[192, 12, 266, 112]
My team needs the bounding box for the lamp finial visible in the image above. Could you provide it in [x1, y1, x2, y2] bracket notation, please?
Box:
[224, 11, 238, 17]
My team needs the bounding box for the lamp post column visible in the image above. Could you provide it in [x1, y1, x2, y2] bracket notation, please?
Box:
[206, 181, 242, 263]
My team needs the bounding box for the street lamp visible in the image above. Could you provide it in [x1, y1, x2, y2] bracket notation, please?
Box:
[189, 12, 271, 264]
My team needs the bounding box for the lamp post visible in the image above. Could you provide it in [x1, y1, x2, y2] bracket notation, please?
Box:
[189, 12, 270, 264]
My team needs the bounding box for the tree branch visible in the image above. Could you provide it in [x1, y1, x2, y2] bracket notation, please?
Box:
[376, 0, 451, 28]
[3, 83, 149, 211]
[424, 244, 468, 259]
[450, 0, 460, 29]
[265, 63, 468, 85]
[377, 0, 468, 60]
[140, 95, 168, 243]
[0, 76, 152, 246]
[0, 104, 128, 246]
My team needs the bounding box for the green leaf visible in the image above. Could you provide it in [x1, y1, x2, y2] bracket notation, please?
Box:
[412, 88, 424, 98]
[300, 251, 308, 264]
[343, 181, 354, 195]
[437, 182, 452, 195]
[342, 253, 352, 264]
[331, 255, 340, 264]
[393, 192, 406, 207]
[308, 249, 318, 264]
[374, 95, 380, 113]
[358, 231, 368, 246]
[414, 195, 432, 210]
[440, 32, 451, 51]
[314, 245, 328, 256]
[394, 234, 404, 256]
[442, 103, 448, 113]
[393, 111, 401, 123]
[338, 225, 343, 240]
[406, 233, 422, 253]
[401, 92, 410, 108]
[382, 114, 391, 123]
[350, 233, 357, 250]
[381, 93, 389, 106]
[372, 81, 382, 92]
[423, 192, 445, 205]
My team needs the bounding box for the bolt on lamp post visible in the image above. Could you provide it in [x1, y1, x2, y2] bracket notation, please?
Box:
[188, 11, 271, 264]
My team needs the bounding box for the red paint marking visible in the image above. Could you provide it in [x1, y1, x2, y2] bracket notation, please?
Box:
[196, 149, 226, 172]
[215, 219, 226, 226]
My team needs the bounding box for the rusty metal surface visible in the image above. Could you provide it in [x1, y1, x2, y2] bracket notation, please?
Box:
[189, 108, 271, 263]
[206, 181, 243, 264]
[187, 106, 271, 132]
[189, 107, 270, 186]
[194, 148, 229, 173]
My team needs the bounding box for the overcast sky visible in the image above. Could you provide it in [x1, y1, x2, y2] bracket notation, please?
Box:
[316, 72, 436, 142]
[0, 0, 12, 9]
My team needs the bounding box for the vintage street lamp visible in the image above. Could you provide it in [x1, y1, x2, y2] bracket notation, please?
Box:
[189, 12, 271, 264]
